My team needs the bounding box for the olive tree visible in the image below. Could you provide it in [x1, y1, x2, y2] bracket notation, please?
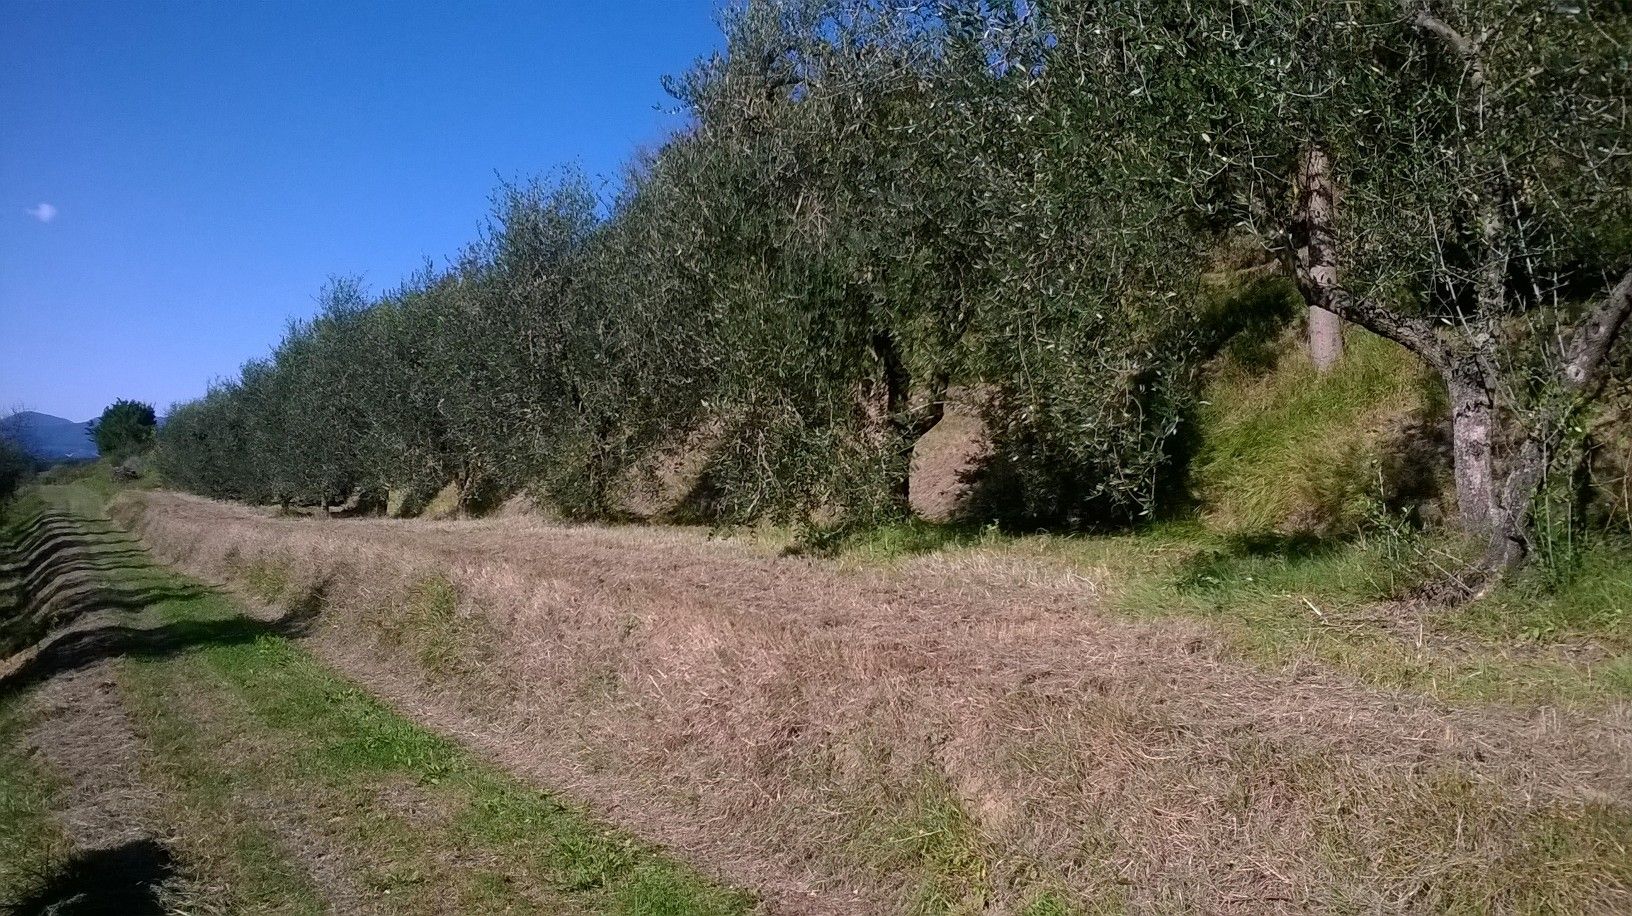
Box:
[1341, 1, 1624, 574]
[1020, 0, 1627, 570]
[655, 0, 1000, 524]
[1254, 0, 1630, 573]
[944, 0, 1214, 525]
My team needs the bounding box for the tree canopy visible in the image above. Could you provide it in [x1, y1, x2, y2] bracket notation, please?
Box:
[157, 0, 1630, 572]
[93, 399, 158, 463]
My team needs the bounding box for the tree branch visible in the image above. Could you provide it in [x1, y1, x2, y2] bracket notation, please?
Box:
[1482, 268, 1632, 572]
[1319, 287, 1453, 373]
[1403, 2, 1487, 90]
[1290, 142, 1452, 372]
[1559, 267, 1632, 396]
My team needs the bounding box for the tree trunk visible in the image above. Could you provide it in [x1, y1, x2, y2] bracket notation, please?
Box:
[1309, 307, 1344, 371]
[1286, 4, 1632, 583]
[1446, 370, 1497, 536]
[1483, 437, 1543, 572]
[1296, 145, 1345, 372]
[867, 331, 947, 512]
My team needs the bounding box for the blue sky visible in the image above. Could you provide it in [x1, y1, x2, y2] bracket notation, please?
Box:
[1, 1, 722, 421]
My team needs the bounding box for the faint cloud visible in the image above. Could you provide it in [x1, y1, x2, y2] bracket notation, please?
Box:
[26, 203, 58, 223]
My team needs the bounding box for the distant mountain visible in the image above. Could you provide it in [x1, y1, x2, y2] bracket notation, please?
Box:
[0, 411, 98, 462]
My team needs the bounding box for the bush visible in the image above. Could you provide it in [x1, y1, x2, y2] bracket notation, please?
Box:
[92, 399, 157, 462]
[0, 438, 32, 504]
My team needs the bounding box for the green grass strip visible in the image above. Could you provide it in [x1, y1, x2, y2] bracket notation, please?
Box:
[116, 567, 750, 915]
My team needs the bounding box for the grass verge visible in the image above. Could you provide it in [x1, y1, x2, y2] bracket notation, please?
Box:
[115, 566, 752, 915]
[10, 482, 752, 915]
[0, 695, 71, 904]
[0, 493, 72, 903]
[837, 516, 1632, 707]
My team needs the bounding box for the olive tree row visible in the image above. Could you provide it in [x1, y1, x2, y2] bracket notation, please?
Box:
[159, 0, 1628, 577]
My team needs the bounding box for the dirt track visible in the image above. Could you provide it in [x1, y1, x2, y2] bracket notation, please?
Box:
[118, 490, 1632, 914]
[2, 508, 185, 912]
[5, 493, 763, 914]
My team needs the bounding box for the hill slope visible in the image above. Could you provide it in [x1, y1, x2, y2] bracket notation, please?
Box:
[0, 412, 97, 463]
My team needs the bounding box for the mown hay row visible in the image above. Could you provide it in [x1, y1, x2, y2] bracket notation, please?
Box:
[115, 490, 1632, 914]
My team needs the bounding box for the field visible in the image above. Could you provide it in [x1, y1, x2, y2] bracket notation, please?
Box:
[4, 472, 1628, 913]
[0, 484, 749, 914]
[9, 1, 1631, 912]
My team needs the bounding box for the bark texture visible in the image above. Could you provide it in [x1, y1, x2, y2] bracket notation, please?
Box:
[1294, 145, 1346, 372]
[1447, 371, 1497, 536]
[1309, 307, 1345, 372]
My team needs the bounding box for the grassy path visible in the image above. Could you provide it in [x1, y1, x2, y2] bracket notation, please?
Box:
[123, 485, 1632, 913]
[0, 485, 753, 914]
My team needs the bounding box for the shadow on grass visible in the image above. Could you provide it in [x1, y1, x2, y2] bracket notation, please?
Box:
[2, 512, 213, 659]
[2, 508, 326, 697]
[2, 838, 177, 916]
[0, 612, 315, 699]
[0, 578, 208, 659]
[1173, 530, 1349, 592]
[1216, 530, 1336, 560]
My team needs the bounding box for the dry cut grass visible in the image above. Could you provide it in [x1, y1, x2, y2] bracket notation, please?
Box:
[114, 490, 1632, 914]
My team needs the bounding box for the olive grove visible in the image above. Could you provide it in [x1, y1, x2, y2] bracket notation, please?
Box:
[159, 0, 1629, 576]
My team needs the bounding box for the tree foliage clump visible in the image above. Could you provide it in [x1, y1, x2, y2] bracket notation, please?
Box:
[92, 399, 157, 463]
[0, 436, 32, 504]
[158, 0, 1629, 573]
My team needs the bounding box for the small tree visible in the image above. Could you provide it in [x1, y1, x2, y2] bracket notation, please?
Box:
[92, 399, 158, 462]
[0, 413, 34, 503]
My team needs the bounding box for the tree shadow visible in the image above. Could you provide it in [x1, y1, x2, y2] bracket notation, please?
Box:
[1171, 530, 1347, 592]
[8, 520, 153, 601]
[2, 508, 328, 696]
[2, 539, 210, 660]
[2, 839, 176, 916]
[0, 611, 314, 698]
[8, 516, 137, 562]
[1218, 530, 1335, 560]
[23, 571, 206, 616]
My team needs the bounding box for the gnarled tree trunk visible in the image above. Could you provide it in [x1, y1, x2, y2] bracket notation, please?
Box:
[865, 330, 948, 510]
[1295, 145, 1346, 372]
[1290, 133, 1632, 580]
[1447, 368, 1497, 536]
